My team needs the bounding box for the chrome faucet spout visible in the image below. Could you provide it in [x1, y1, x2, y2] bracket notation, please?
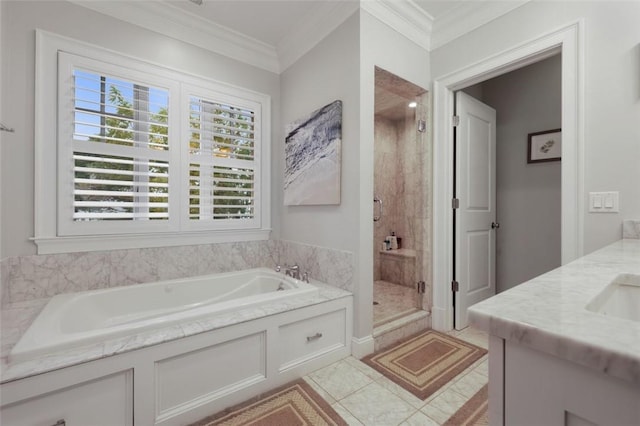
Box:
[284, 264, 300, 280]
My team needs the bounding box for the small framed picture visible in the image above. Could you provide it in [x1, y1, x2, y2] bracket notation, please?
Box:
[527, 129, 561, 163]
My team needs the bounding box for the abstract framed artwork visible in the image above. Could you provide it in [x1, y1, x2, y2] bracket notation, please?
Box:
[284, 100, 342, 205]
[527, 128, 562, 163]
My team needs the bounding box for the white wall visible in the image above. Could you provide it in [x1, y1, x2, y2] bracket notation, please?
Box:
[476, 55, 562, 292]
[279, 12, 360, 251]
[432, 1, 640, 254]
[0, 0, 280, 257]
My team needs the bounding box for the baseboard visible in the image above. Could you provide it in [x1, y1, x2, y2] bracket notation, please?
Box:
[431, 306, 452, 332]
[350, 335, 374, 359]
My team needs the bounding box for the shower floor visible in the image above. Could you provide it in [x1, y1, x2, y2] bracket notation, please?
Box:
[373, 280, 419, 327]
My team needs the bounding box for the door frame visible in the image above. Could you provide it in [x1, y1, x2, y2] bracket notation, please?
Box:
[432, 21, 584, 331]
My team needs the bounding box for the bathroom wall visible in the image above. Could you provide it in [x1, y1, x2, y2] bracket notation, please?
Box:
[279, 12, 360, 252]
[0, 0, 281, 258]
[431, 0, 640, 255]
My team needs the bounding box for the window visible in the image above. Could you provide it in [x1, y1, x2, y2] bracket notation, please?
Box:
[66, 62, 172, 230]
[35, 31, 271, 253]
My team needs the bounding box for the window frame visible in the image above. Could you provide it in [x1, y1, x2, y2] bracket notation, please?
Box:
[34, 30, 271, 254]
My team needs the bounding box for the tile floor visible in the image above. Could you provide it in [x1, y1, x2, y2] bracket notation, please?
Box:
[303, 327, 489, 426]
[373, 280, 418, 326]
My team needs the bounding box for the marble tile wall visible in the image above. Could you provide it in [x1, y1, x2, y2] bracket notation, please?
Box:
[278, 240, 354, 292]
[623, 220, 640, 239]
[0, 239, 354, 307]
[373, 117, 399, 281]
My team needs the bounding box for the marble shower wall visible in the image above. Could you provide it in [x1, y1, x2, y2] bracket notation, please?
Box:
[373, 117, 399, 281]
[623, 220, 640, 238]
[373, 97, 430, 282]
[0, 240, 354, 306]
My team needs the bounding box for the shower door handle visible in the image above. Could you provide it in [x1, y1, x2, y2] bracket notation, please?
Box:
[373, 196, 383, 222]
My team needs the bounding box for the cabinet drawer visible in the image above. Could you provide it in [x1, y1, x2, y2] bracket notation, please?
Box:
[279, 308, 346, 371]
[0, 370, 133, 426]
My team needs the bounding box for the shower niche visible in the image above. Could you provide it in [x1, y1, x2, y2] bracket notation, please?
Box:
[373, 67, 431, 330]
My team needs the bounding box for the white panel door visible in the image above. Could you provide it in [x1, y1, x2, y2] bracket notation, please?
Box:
[455, 91, 497, 330]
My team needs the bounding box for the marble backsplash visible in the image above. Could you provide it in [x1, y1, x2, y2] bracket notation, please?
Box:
[0, 239, 354, 306]
[623, 220, 640, 239]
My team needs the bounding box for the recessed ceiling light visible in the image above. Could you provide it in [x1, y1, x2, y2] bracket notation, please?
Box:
[408, 102, 417, 108]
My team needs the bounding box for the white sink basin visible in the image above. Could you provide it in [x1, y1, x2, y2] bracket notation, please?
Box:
[586, 274, 640, 322]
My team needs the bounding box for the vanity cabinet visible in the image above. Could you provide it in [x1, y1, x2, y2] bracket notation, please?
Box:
[490, 337, 640, 426]
[1, 296, 352, 426]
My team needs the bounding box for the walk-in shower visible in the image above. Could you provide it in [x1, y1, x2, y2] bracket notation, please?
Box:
[373, 67, 431, 329]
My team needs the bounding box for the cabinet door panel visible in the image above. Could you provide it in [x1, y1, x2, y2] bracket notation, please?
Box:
[505, 341, 640, 426]
[1, 370, 133, 426]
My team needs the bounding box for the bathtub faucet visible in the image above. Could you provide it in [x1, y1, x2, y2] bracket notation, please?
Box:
[284, 264, 300, 280]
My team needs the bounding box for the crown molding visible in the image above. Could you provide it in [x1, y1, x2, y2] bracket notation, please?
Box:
[277, 0, 360, 73]
[361, 0, 433, 51]
[67, 0, 530, 73]
[68, 0, 280, 73]
[431, 0, 531, 50]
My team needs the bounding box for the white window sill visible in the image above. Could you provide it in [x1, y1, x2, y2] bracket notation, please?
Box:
[32, 229, 271, 254]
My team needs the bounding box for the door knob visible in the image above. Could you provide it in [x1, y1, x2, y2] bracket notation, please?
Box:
[491, 222, 500, 229]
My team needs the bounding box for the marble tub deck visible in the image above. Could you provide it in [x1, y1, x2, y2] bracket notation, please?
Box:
[469, 238, 640, 385]
[0, 282, 352, 384]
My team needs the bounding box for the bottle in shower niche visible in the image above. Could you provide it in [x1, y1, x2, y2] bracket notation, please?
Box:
[389, 231, 398, 250]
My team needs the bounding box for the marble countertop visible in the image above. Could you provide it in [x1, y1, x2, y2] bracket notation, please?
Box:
[469, 239, 640, 385]
[0, 281, 352, 384]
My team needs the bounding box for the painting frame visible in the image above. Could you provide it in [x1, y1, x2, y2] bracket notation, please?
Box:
[527, 128, 562, 164]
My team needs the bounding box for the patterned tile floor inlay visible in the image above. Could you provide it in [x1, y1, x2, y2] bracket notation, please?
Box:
[373, 280, 418, 327]
[304, 327, 489, 425]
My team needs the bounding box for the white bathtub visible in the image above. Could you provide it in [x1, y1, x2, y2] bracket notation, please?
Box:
[10, 268, 318, 363]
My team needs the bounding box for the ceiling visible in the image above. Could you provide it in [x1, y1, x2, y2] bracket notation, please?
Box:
[375, 66, 427, 121]
[165, 0, 478, 46]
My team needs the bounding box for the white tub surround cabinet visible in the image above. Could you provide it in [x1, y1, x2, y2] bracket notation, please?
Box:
[469, 239, 640, 426]
[1, 288, 352, 425]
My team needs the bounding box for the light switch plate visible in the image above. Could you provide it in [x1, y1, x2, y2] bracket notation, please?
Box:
[589, 191, 619, 213]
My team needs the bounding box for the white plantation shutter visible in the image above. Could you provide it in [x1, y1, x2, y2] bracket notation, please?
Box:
[71, 73, 170, 221]
[58, 52, 178, 235]
[185, 90, 260, 228]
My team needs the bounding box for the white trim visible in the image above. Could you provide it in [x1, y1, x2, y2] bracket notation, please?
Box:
[361, 0, 433, 51]
[67, 0, 279, 73]
[431, 1, 530, 50]
[432, 21, 584, 332]
[32, 229, 271, 255]
[350, 335, 374, 359]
